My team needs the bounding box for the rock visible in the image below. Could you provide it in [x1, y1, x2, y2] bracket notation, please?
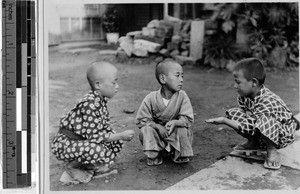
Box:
[122, 109, 135, 114]
[134, 34, 165, 45]
[120, 41, 134, 57]
[134, 39, 161, 53]
[147, 19, 160, 28]
[142, 27, 156, 37]
[175, 55, 196, 66]
[159, 48, 170, 57]
[170, 49, 180, 58]
[167, 42, 179, 51]
[181, 42, 188, 50]
[154, 27, 166, 38]
[118, 36, 133, 44]
[126, 31, 142, 37]
[158, 21, 173, 38]
[132, 48, 148, 57]
[181, 50, 189, 57]
[171, 35, 183, 44]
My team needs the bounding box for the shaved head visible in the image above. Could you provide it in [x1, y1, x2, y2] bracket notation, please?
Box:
[86, 61, 117, 89]
[155, 59, 181, 84]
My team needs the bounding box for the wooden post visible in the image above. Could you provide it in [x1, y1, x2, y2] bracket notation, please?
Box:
[174, 4, 180, 18]
[192, 4, 196, 19]
[164, 3, 168, 19]
[190, 20, 205, 60]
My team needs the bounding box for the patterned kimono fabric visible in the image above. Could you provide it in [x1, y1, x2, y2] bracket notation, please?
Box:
[136, 89, 194, 160]
[51, 91, 123, 167]
[227, 85, 298, 149]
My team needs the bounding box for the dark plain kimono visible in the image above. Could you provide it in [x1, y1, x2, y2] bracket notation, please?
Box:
[136, 89, 194, 160]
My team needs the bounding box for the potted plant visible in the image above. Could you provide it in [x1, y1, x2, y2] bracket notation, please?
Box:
[102, 7, 122, 44]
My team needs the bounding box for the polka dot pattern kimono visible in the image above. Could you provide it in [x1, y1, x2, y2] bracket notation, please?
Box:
[51, 91, 123, 167]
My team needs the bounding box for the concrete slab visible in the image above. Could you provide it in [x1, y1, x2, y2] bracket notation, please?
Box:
[278, 130, 300, 170]
[168, 130, 300, 190]
[167, 156, 300, 190]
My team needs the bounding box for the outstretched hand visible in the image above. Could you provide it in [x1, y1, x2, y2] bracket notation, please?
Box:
[205, 117, 226, 125]
[121, 130, 135, 141]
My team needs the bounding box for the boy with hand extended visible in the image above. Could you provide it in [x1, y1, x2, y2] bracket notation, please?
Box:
[206, 58, 299, 170]
[51, 62, 134, 185]
[136, 59, 194, 166]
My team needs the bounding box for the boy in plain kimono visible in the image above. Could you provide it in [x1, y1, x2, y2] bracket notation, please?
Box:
[136, 59, 194, 166]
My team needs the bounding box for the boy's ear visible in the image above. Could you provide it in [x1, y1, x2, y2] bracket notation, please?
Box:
[251, 78, 259, 87]
[159, 74, 166, 84]
[94, 81, 101, 90]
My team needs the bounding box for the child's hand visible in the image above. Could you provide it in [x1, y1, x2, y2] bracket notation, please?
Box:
[205, 117, 225, 125]
[165, 120, 177, 135]
[121, 130, 135, 141]
[157, 125, 169, 138]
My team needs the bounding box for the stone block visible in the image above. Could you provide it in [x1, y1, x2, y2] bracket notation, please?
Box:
[159, 48, 170, 57]
[134, 39, 162, 53]
[147, 19, 160, 28]
[167, 42, 179, 51]
[120, 40, 134, 57]
[154, 27, 166, 38]
[142, 27, 156, 37]
[171, 35, 183, 44]
[158, 21, 173, 38]
[134, 34, 165, 45]
[132, 48, 148, 57]
[175, 56, 196, 66]
[118, 36, 133, 44]
[180, 50, 189, 57]
[126, 31, 142, 37]
[170, 49, 180, 58]
[181, 42, 188, 50]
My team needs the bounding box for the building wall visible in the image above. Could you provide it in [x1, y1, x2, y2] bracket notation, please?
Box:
[47, 0, 107, 45]
[47, 2, 164, 45]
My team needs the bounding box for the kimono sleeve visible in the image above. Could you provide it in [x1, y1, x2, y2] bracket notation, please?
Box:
[178, 92, 194, 128]
[136, 94, 154, 129]
[79, 101, 110, 143]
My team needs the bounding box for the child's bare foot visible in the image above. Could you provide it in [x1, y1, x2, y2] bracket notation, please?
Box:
[264, 149, 281, 170]
[60, 167, 93, 185]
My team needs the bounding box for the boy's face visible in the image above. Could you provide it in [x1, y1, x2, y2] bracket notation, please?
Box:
[164, 64, 184, 92]
[99, 68, 119, 98]
[233, 70, 254, 97]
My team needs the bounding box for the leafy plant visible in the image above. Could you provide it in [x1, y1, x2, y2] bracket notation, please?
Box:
[102, 7, 122, 33]
[208, 3, 299, 69]
[204, 34, 238, 69]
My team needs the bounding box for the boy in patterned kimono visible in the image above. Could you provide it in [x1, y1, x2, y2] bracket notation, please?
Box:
[51, 62, 134, 185]
[136, 59, 194, 166]
[206, 58, 299, 170]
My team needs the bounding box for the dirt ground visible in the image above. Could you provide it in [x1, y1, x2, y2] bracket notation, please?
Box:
[48, 45, 299, 191]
